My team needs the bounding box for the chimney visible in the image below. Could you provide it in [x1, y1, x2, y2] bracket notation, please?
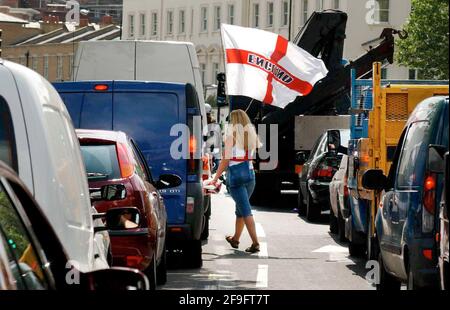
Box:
[100, 15, 113, 26]
[79, 17, 89, 27]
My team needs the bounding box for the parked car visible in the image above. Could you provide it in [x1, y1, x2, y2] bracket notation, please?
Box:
[0, 59, 109, 273]
[297, 129, 350, 222]
[0, 160, 149, 290]
[77, 129, 181, 288]
[363, 96, 449, 290]
[439, 151, 449, 290]
[329, 155, 349, 242]
[53, 81, 207, 268]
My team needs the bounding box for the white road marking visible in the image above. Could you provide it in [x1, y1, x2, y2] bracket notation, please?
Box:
[258, 242, 268, 258]
[256, 264, 269, 288]
[212, 234, 223, 241]
[216, 259, 232, 266]
[312, 245, 349, 253]
[255, 222, 266, 238]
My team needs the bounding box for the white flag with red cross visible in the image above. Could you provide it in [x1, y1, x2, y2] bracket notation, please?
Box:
[221, 24, 328, 109]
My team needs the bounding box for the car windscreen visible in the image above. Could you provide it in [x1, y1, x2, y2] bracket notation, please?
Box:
[80, 144, 121, 181]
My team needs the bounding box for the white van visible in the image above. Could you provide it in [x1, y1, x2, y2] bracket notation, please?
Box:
[0, 59, 109, 273]
[73, 40, 207, 130]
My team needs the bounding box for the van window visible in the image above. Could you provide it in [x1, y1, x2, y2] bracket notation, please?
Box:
[80, 93, 113, 130]
[113, 93, 179, 178]
[80, 145, 121, 181]
[0, 97, 17, 171]
[396, 121, 430, 188]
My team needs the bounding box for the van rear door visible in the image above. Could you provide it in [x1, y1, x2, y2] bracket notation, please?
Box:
[111, 82, 187, 225]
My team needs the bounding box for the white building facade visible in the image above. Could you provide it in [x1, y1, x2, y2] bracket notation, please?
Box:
[122, 0, 412, 87]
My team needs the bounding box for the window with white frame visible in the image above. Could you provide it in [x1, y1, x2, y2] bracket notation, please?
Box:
[179, 10, 185, 33]
[267, 2, 274, 27]
[334, 0, 340, 9]
[214, 6, 221, 31]
[167, 10, 174, 34]
[302, 0, 309, 24]
[201, 7, 208, 32]
[191, 8, 194, 34]
[316, 0, 323, 11]
[31, 56, 38, 72]
[282, 1, 289, 26]
[213, 63, 219, 82]
[69, 55, 73, 79]
[43, 56, 49, 79]
[253, 3, 260, 27]
[151, 12, 158, 36]
[140, 13, 146, 36]
[56, 55, 63, 81]
[375, 0, 389, 23]
[228, 4, 235, 25]
[200, 63, 206, 85]
[128, 14, 135, 37]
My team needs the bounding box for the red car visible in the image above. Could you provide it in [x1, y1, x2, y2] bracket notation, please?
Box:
[77, 129, 181, 289]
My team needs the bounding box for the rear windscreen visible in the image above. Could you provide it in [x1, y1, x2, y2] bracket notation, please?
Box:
[80, 145, 121, 181]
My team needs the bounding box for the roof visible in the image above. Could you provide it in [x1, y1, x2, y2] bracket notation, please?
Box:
[0, 12, 28, 24]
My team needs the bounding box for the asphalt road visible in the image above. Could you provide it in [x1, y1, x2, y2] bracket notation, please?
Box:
[162, 189, 375, 290]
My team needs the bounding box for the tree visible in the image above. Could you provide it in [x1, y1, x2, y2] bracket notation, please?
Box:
[396, 0, 449, 80]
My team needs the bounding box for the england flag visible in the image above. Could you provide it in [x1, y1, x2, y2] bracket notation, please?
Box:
[221, 24, 328, 109]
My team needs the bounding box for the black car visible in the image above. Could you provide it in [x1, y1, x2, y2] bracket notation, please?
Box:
[0, 161, 148, 290]
[297, 129, 350, 222]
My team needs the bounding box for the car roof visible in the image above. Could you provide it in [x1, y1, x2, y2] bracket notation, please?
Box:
[76, 129, 128, 144]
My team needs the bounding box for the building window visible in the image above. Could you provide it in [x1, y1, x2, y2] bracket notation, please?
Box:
[128, 14, 135, 37]
[228, 4, 235, 25]
[334, 0, 340, 9]
[213, 63, 219, 82]
[316, 0, 323, 11]
[200, 63, 206, 85]
[56, 55, 63, 81]
[267, 2, 274, 27]
[179, 10, 185, 33]
[167, 10, 174, 34]
[214, 6, 221, 31]
[31, 56, 38, 72]
[381, 68, 387, 79]
[151, 12, 158, 36]
[69, 55, 73, 80]
[140, 13, 146, 36]
[302, 0, 309, 23]
[43, 56, 49, 79]
[253, 3, 260, 28]
[281, 1, 289, 26]
[201, 7, 208, 32]
[408, 69, 418, 80]
[375, 0, 389, 23]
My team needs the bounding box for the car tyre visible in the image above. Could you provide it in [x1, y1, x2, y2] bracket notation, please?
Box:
[145, 252, 157, 290]
[156, 242, 167, 285]
[329, 213, 338, 234]
[297, 188, 306, 216]
[306, 191, 320, 222]
[376, 249, 401, 290]
[337, 208, 347, 242]
[201, 216, 210, 241]
[184, 239, 202, 268]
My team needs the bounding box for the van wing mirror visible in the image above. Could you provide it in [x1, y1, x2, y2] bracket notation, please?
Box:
[362, 169, 387, 191]
[428, 145, 446, 174]
[81, 267, 149, 290]
[156, 174, 182, 189]
[327, 130, 341, 153]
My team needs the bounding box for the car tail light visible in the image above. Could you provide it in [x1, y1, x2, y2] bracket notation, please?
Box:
[422, 249, 433, 261]
[116, 143, 134, 178]
[186, 197, 195, 213]
[422, 173, 436, 233]
[312, 163, 334, 179]
[202, 155, 211, 181]
[125, 255, 144, 268]
[94, 84, 109, 91]
[188, 135, 199, 174]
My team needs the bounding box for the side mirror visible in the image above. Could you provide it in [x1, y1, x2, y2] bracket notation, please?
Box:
[428, 144, 446, 174]
[295, 151, 308, 165]
[90, 184, 127, 202]
[106, 207, 141, 230]
[362, 169, 387, 191]
[81, 267, 149, 290]
[156, 174, 182, 190]
[327, 130, 341, 153]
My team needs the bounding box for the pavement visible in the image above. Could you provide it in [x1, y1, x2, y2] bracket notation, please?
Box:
[162, 189, 375, 290]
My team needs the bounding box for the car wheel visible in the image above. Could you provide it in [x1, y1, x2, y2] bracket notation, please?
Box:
[184, 239, 202, 268]
[297, 188, 306, 216]
[145, 252, 157, 290]
[306, 191, 320, 222]
[329, 213, 338, 234]
[201, 216, 210, 241]
[376, 249, 401, 290]
[156, 241, 167, 285]
[337, 208, 347, 242]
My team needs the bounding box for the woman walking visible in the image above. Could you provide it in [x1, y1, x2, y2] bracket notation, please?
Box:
[207, 109, 261, 253]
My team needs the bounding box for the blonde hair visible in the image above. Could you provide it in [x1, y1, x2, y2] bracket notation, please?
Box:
[226, 109, 262, 151]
